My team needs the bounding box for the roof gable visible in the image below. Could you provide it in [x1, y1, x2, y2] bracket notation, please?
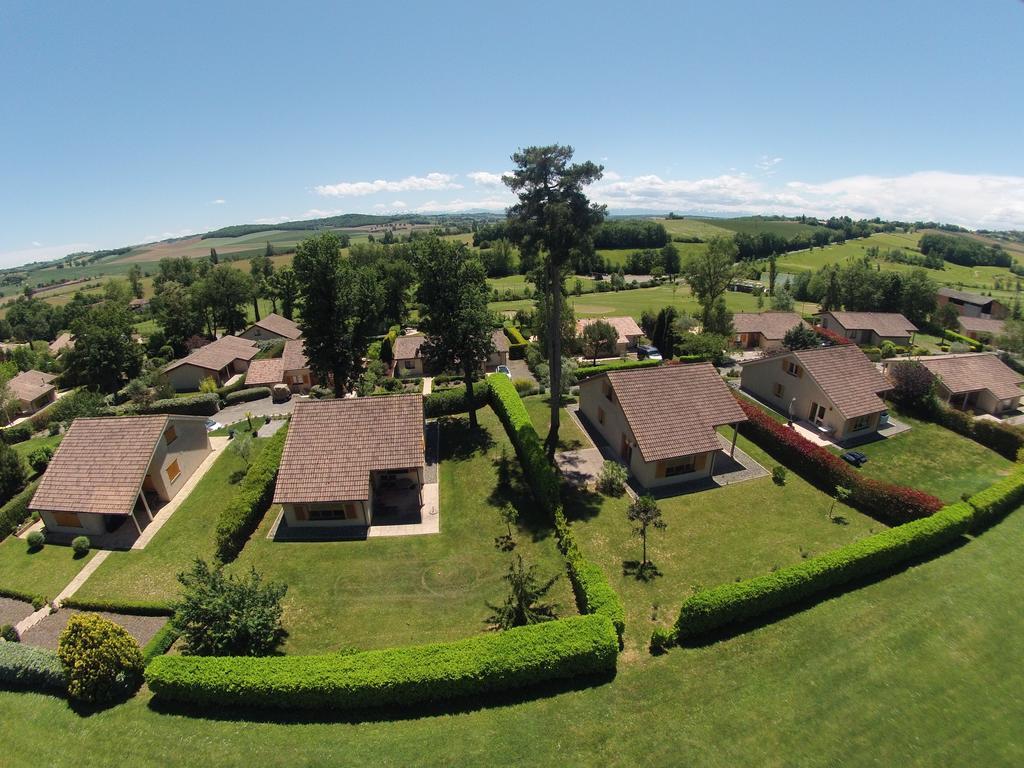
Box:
[791, 345, 891, 418]
[248, 313, 301, 340]
[919, 353, 1024, 400]
[164, 335, 259, 374]
[822, 312, 918, 337]
[732, 312, 807, 340]
[577, 316, 644, 345]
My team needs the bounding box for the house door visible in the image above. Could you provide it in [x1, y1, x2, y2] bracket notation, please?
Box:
[809, 402, 826, 425]
[620, 435, 633, 464]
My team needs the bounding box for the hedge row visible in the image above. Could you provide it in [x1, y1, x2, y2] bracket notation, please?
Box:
[575, 358, 661, 381]
[213, 425, 289, 562]
[923, 401, 1024, 461]
[555, 507, 626, 639]
[814, 326, 854, 346]
[503, 324, 528, 360]
[223, 386, 272, 406]
[0, 587, 45, 610]
[674, 502, 975, 640]
[102, 393, 222, 418]
[61, 597, 173, 616]
[965, 464, 1024, 530]
[737, 398, 943, 524]
[943, 329, 984, 351]
[0, 641, 67, 693]
[488, 374, 559, 510]
[146, 614, 617, 711]
[423, 381, 492, 418]
[142, 621, 180, 664]
[0, 478, 40, 542]
[0, 424, 33, 445]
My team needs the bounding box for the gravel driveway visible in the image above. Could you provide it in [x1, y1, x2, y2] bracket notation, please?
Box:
[216, 394, 297, 427]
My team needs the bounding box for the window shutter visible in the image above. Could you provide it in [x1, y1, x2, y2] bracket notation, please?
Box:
[694, 453, 707, 470]
[796, 366, 803, 378]
[656, 461, 666, 478]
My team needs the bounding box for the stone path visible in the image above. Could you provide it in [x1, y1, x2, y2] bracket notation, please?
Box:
[0, 596, 34, 627]
[422, 377, 433, 395]
[257, 418, 287, 437]
[20, 608, 167, 651]
[14, 550, 111, 636]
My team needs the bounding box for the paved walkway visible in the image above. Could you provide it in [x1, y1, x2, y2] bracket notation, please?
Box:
[422, 377, 433, 395]
[257, 418, 287, 437]
[507, 359, 536, 386]
[14, 550, 111, 636]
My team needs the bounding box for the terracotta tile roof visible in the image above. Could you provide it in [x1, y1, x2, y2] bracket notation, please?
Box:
[732, 312, 807, 340]
[791, 345, 891, 418]
[491, 329, 509, 353]
[822, 312, 918, 337]
[246, 313, 302, 340]
[919, 353, 1024, 400]
[30, 416, 171, 516]
[392, 334, 425, 361]
[245, 341, 309, 386]
[938, 286, 997, 306]
[48, 332, 74, 355]
[163, 335, 259, 374]
[8, 370, 57, 403]
[576, 316, 644, 346]
[273, 395, 425, 504]
[604, 363, 746, 462]
[957, 316, 1005, 335]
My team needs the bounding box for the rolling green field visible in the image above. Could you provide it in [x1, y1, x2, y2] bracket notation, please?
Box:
[656, 216, 735, 240]
[693, 215, 827, 238]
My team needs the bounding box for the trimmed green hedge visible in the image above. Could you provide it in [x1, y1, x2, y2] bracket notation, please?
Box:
[575, 358, 661, 380]
[142, 621, 180, 664]
[60, 597, 173, 616]
[223, 387, 272, 406]
[0, 478, 40, 541]
[0, 424, 33, 445]
[423, 381, 491, 418]
[102, 393, 222, 418]
[488, 374, 559, 511]
[0, 641, 67, 693]
[213, 426, 288, 562]
[966, 465, 1024, 529]
[674, 502, 975, 640]
[943, 329, 984, 351]
[503, 323, 528, 360]
[555, 507, 625, 640]
[146, 614, 617, 711]
[0, 587, 45, 610]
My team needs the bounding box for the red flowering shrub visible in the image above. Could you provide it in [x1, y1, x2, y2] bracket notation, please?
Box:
[814, 326, 854, 346]
[736, 398, 943, 523]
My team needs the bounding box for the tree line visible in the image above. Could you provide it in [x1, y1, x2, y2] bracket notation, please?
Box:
[919, 233, 1011, 268]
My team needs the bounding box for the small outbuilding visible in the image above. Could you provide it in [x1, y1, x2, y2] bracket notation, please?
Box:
[914, 353, 1024, 415]
[163, 335, 259, 391]
[7, 370, 57, 417]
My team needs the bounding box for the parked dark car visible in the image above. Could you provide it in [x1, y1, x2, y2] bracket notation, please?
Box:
[840, 450, 869, 467]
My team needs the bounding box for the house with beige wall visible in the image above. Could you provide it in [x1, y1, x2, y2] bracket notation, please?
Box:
[273, 395, 425, 530]
[30, 415, 211, 545]
[957, 316, 1004, 342]
[392, 330, 509, 378]
[740, 345, 891, 441]
[816, 311, 917, 347]
[244, 339, 315, 393]
[910, 353, 1023, 415]
[576, 316, 644, 357]
[578, 364, 747, 490]
[163, 335, 259, 391]
[732, 312, 807, 351]
[239, 313, 302, 342]
[7, 370, 57, 418]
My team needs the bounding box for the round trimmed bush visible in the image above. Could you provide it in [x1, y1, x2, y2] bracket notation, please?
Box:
[71, 536, 91, 557]
[1, 623, 18, 642]
[26, 530, 44, 550]
[57, 613, 144, 704]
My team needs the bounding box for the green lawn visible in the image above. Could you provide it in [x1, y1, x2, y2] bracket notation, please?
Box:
[228, 406, 574, 654]
[11, 433, 62, 462]
[521, 394, 587, 451]
[71, 442, 258, 604]
[4, 501, 1022, 766]
[849, 408, 1013, 503]
[0, 536, 98, 602]
[566, 431, 878, 653]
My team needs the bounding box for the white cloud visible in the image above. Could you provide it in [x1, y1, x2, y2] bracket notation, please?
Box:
[756, 156, 783, 173]
[601, 170, 622, 182]
[211, 198, 226, 205]
[31, 241, 41, 247]
[590, 170, 1024, 230]
[410, 197, 511, 214]
[315, 172, 461, 197]
[467, 171, 508, 187]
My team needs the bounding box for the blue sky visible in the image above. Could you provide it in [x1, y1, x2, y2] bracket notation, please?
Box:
[1, 0, 1022, 266]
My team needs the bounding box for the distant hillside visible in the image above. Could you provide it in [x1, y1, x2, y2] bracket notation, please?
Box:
[202, 212, 503, 240]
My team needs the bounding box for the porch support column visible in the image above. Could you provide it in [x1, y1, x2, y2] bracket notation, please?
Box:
[139, 491, 153, 521]
[963, 392, 970, 409]
[708, 450, 717, 478]
[131, 512, 142, 535]
[730, 423, 739, 457]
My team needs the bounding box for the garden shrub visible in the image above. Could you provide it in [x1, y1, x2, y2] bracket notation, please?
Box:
[649, 626, 675, 654]
[736, 398, 943, 524]
[512, 378, 539, 396]
[771, 465, 787, 486]
[503, 323, 529, 360]
[71, 536, 90, 557]
[674, 502, 975, 639]
[28, 445, 55, 474]
[943, 329, 983, 351]
[1, 624, 18, 642]
[0, 424, 33, 445]
[813, 326, 854, 346]
[223, 387, 272, 406]
[146, 614, 617, 711]
[0, 478, 40, 541]
[575, 359, 661, 381]
[0, 641, 67, 693]
[0, 586, 45, 609]
[213, 425, 288, 562]
[26, 530, 44, 550]
[57, 613, 145, 704]
[596, 460, 628, 496]
[423, 381, 491, 418]
[965, 465, 1024, 529]
[488, 374, 559, 511]
[971, 417, 1024, 461]
[143, 392, 221, 417]
[0, 441, 26, 509]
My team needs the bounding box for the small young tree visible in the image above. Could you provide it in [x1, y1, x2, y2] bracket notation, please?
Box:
[782, 324, 819, 351]
[830, 486, 852, 520]
[485, 555, 559, 630]
[495, 502, 519, 551]
[627, 494, 666, 571]
[596, 460, 628, 496]
[580, 320, 618, 364]
[173, 558, 287, 656]
[230, 432, 255, 467]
